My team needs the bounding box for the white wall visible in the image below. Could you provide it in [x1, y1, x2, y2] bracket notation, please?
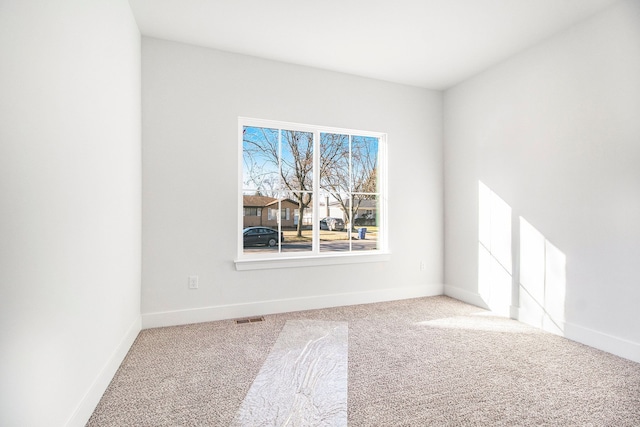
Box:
[444, 0, 640, 362]
[0, 1, 141, 426]
[141, 38, 443, 327]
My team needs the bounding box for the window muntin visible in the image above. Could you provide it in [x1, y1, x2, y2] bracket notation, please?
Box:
[239, 118, 387, 262]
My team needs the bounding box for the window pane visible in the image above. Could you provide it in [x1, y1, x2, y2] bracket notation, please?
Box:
[320, 193, 350, 252]
[242, 195, 284, 254]
[282, 192, 313, 254]
[351, 136, 378, 193]
[320, 133, 349, 194]
[243, 126, 280, 196]
[320, 133, 350, 254]
[281, 130, 313, 192]
[351, 194, 378, 252]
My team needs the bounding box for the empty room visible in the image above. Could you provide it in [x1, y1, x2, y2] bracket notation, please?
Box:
[1, 0, 639, 426]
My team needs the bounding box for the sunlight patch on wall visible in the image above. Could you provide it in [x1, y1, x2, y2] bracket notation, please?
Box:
[478, 181, 512, 316]
[519, 217, 566, 335]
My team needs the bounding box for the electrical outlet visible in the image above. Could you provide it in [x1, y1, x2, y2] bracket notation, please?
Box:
[188, 275, 199, 289]
[420, 261, 426, 271]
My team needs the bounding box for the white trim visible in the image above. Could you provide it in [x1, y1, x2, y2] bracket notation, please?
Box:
[141, 283, 443, 329]
[446, 284, 640, 363]
[312, 129, 320, 253]
[235, 251, 390, 271]
[564, 322, 640, 364]
[238, 121, 245, 255]
[65, 316, 141, 427]
[239, 116, 386, 138]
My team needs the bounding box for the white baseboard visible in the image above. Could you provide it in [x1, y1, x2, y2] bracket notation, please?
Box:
[443, 285, 489, 310]
[142, 283, 444, 329]
[65, 316, 142, 427]
[509, 305, 520, 320]
[564, 322, 640, 364]
[510, 305, 639, 363]
[445, 285, 639, 363]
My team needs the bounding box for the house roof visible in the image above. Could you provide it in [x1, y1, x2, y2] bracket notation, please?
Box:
[243, 195, 298, 207]
[243, 195, 276, 207]
[264, 198, 297, 207]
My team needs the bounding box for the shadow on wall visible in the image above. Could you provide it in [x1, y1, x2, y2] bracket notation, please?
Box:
[478, 181, 567, 335]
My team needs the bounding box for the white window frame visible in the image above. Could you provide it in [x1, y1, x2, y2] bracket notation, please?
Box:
[236, 117, 389, 270]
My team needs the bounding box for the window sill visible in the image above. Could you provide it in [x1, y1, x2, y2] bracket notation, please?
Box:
[235, 251, 391, 271]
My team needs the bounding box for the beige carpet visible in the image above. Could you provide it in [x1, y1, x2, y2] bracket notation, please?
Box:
[87, 296, 640, 426]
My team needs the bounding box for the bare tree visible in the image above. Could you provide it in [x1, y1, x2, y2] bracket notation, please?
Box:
[243, 127, 313, 237]
[243, 127, 378, 237]
[242, 127, 279, 197]
[319, 132, 348, 209]
[320, 134, 377, 229]
[280, 130, 313, 237]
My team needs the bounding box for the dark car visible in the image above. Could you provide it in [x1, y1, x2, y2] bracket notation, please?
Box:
[319, 217, 345, 231]
[243, 227, 283, 247]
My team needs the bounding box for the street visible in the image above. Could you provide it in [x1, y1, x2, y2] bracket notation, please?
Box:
[243, 239, 377, 253]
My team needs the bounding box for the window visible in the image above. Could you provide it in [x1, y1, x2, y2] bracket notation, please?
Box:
[238, 118, 388, 269]
[243, 207, 261, 217]
[268, 208, 290, 221]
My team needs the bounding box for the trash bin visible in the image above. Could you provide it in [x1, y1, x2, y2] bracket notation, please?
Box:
[358, 227, 367, 239]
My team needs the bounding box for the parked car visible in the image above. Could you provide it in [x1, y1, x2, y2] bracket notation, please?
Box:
[319, 217, 345, 231]
[243, 227, 283, 247]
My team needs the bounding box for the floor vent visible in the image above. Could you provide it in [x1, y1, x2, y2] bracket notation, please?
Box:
[235, 316, 265, 324]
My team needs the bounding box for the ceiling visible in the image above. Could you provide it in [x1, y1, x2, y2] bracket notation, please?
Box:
[128, 0, 620, 89]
